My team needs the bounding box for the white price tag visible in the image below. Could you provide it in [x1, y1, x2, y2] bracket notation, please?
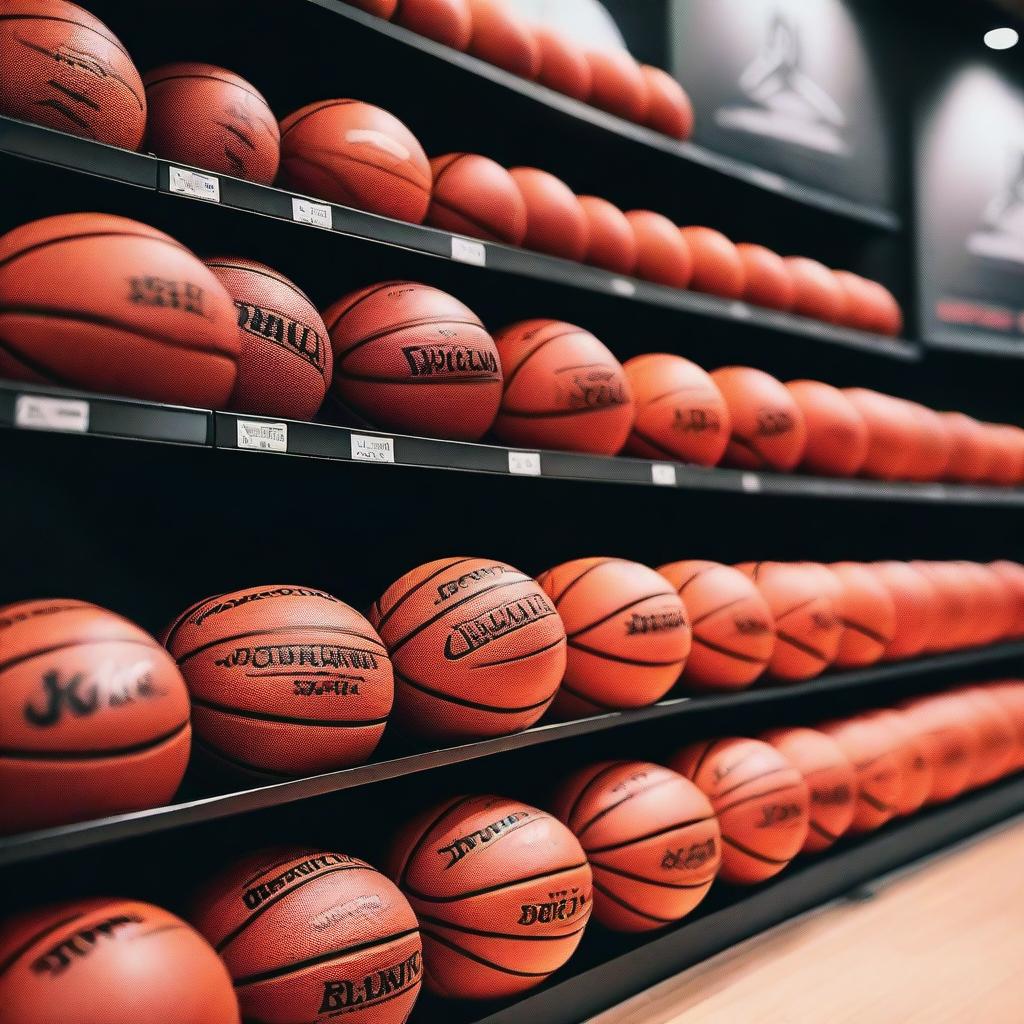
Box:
[746, 167, 787, 193]
[651, 463, 677, 486]
[610, 277, 637, 297]
[168, 166, 221, 202]
[351, 433, 395, 463]
[451, 236, 486, 266]
[291, 196, 333, 229]
[741, 472, 762, 493]
[15, 394, 89, 433]
[508, 451, 541, 476]
[729, 301, 752, 319]
[236, 419, 287, 452]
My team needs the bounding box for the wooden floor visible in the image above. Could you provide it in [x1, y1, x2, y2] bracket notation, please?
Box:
[591, 819, 1024, 1024]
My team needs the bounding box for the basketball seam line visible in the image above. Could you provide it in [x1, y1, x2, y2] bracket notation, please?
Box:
[629, 425, 689, 461]
[775, 629, 828, 663]
[589, 858, 717, 891]
[374, 557, 476, 634]
[809, 820, 839, 841]
[690, 596, 748, 628]
[0, 229, 191, 272]
[565, 591, 685, 640]
[713, 780, 808, 818]
[394, 666, 554, 714]
[279, 99, 357, 139]
[691, 633, 765, 665]
[0, 331, 65, 385]
[575, 773, 681, 838]
[1, 719, 189, 760]
[838, 616, 890, 646]
[190, 696, 389, 728]
[144, 75, 277, 136]
[549, 558, 620, 609]
[584, 816, 714, 855]
[564, 761, 631, 831]
[335, 369, 500, 385]
[428, 193, 511, 244]
[405, 860, 587, 904]
[239, 851, 361, 890]
[0, 911, 85, 977]
[500, 403, 632, 421]
[203, 259, 318, 310]
[172, 625, 386, 666]
[591, 877, 680, 923]
[162, 591, 228, 652]
[674, 565, 716, 595]
[555, 678, 621, 712]
[721, 835, 792, 865]
[416, 912, 589, 943]
[713, 764, 796, 801]
[325, 280, 407, 335]
[397, 795, 477, 890]
[501, 327, 587, 392]
[421, 927, 554, 977]
[333, 316, 487, 369]
[567, 638, 685, 667]
[0, 634, 159, 676]
[686, 738, 722, 785]
[859, 790, 895, 813]
[469, 634, 565, 669]
[285, 147, 431, 196]
[775, 596, 820, 621]
[191, 735, 295, 778]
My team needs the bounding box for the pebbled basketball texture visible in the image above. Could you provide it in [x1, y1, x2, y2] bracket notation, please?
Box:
[509, 167, 589, 262]
[828, 561, 896, 668]
[369, 558, 567, 740]
[467, 0, 541, 78]
[0, 212, 240, 406]
[577, 195, 638, 275]
[164, 585, 392, 777]
[143, 63, 280, 183]
[585, 47, 649, 122]
[534, 26, 592, 101]
[426, 152, 527, 245]
[0, 0, 146, 149]
[386, 794, 592, 999]
[819, 716, 902, 832]
[0, 599, 190, 835]
[394, 0, 472, 48]
[0, 898, 239, 1024]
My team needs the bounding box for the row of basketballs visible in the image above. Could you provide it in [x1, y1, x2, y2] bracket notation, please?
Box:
[2, 680, 1022, 1022]
[4, 557, 1024, 835]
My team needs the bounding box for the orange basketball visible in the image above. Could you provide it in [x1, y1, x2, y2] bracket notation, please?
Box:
[736, 243, 797, 311]
[394, 0, 472, 48]
[712, 366, 808, 472]
[622, 353, 730, 465]
[896, 694, 978, 803]
[980, 423, 1024, 486]
[832, 270, 877, 332]
[625, 210, 693, 288]
[538, 557, 690, 717]
[323, 280, 502, 441]
[669, 737, 809, 883]
[0, 898, 239, 1024]
[870, 561, 939, 661]
[954, 687, 1017, 789]
[783, 257, 846, 323]
[205, 256, 332, 420]
[988, 680, 1024, 772]
[509, 167, 589, 261]
[369, 558, 566, 740]
[939, 411, 991, 483]
[785, 379, 869, 477]
[192, 848, 421, 1023]
[578, 195, 639, 275]
[426, 152, 528, 244]
[551, 761, 720, 930]
[143, 63, 279, 184]
[819, 716, 902, 832]
[467, 0, 541, 77]
[827, 562, 896, 668]
[864, 709, 932, 815]
[909, 561, 971, 653]
[348, 0, 398, 16]
[164, 586, 391, 777]
[860, 278, 903, 336]
[658, 560, 775, 689]
[584, 47, 649, 122]
[0, 599, 190, 835]
[679, 226, 746, 298]
[963, 562, 1014, 646]
[492, 318, 634, 454]
[841, 388, 919, 481]
[990, 561, 1024, 639]
[736, 562, 840, 681]
[761, 726, 856, 852]
[386, 795, 592, 998]
[902, 402, 952, 482]
[639, 65, 694, 139]
[279, 100, 431, 223]
[534, 27, 592, 100]
[0, 0, 145, 149]
[0, 212, 240, 406]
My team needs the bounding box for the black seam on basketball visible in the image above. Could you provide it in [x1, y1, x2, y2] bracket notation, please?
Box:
[394, 667, 554, 714]
[629, 426, 686, 460]
[144, 75, 275, 128]
[728, 431, 771, 467]
[645, 382, 714, 406]
[809, 820, 839, 841]
[575, 773, 680, 838]
[713, 764, 795, 801]
[172, 625, 385, 666]
[470, 634, 565, 669]
[421, 928, 552, 977]
[591, 878, 678, 923]
[428, 193, 508, 244]
[501, 327, 588, 390]
[239, 852, 348, 889]
[429, 153, 468, 188]
[565, 591, 682, 640]
[720, 835, 791, 864]
[500, 404, 632, 420]
[674, 565, 716, 595]
[859, 790, 894, 813]
[0, 912, 85, 976]
[584, 816, 713, 855]
[191, 736, 295, 778]
[279, 99, 357, 139]
[133, 923, 188, 943]
[0, 331, 66, 385]
[334, 369, 500, 385]
[775, 596, 819, 621]
[416, 912, 588, 942]
[839, 617, 890, 646]
[162, 591, 227, 652]
[567, 638, 685, 667]
[691, 596, 747, 628]
[687, 739, 722, 784]
[374, 557, 476, 633]
[0, 230, 191, 272]
[692, 633, 765, 664]
[713, 779, 807, 817]
[334, 317, 485, 368]
[398, 795, 477, 890]
[190, 697, 388, 729]
[564, 761, 630, 832]
[0, 720, 188, 760]
[776, 629, 828, 663]
[0, 13, 135, 61]
[404, 861, 587, 904]
[553, 679, 620, 711]
[0, 635, 159, 676]
[548, 558, 619, 609]
[203, 259, 317, 307]
[35, 96, 91, 132]
[325, 280, 407, 335]
[590, 859, 716, 891]
[292, 147, 432, 195]
[233, 927, 420, 987]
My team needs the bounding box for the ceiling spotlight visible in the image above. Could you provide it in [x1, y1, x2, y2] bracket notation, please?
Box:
[984, 27, 1019, 50]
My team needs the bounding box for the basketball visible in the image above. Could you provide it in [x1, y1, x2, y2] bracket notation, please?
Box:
[584, 47, 649, 122]
[785, 379, 869, 477]
[955, 687, 1016, 789]
[896, 694, 977, 802]
[577, 195, 639, 275]
[394, 0, 472, 48]
[965, 562, 1014, 645]
[869, 561, 938, 661]
[0, 898, 239, 1024]
[669, 737, 809, 884]
[736, 562, 840, 680]
[622, 353, 731, 465]
[712, 366, 808, 472]
[988, 680, 1024, 771]
[639, 65, 694, 139]
[426, 152, 528, 244]
[903, 402, 951, 482]
[348, 0, 398, 16]
[467, 0, 541, 78]
[534, 27, 592, 100]
[819, 716, 902, 832]
[0, 0, 146, 149]
[909, 561, 970, 653]
[762, 726, 856, 852]
[279, 100, 432, 223]
[142, 63, 279, 184]
[658, 560, 775, 689]
[492, 319, 635, 454]
[323, 280, 502, 441]
[990, 561, 1024, 638]
[625, 210, 694, 288]
[386, 794, 592, 999]
[981, 424, 1024, 486]
[841, 388, 919, 481]
[832, 270, 877, 331]
[939, 412, 990, 482]
[679, 227, 746, 298]
[0, 212, 240, 407]
[192, 848, 421, 1022]
[369, 557, 566, 740]
[783, 257, 846, 323]
[861, 279, 903, 336]
[865, 709, 932, 815]
[828, 561, 896, 668]
[550, 761, 720, 930]
[538, 557, 691, 717]
[736, 243, 797, 311]
[205, 257, 332, 420]
[0, 599, 190, 835]
[509, 167, 589, 261]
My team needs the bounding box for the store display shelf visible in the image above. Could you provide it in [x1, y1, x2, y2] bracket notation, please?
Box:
[2, 639, 1021, 869]
[927, 330, 1024, 360]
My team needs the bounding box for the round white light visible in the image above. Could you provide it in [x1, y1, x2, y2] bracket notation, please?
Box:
[985, 27, 1019, 50]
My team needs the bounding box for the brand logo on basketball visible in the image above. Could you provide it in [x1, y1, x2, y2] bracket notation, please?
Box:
[433, 565, 516, 605]
[235, 302, 324, 370]
[610, 769, 652, 795]
[23, 663, 165, 728]
[755, 408, 794, 437]
[214, 644, 378, 673]
[24, 40, 125, 89]
[192, 588, 339, 626]
[310, 894, 384, 932]
[673, 408, 722, 433]
[734, 616, 771, 635]
[437, 811, 531, 868]
[518, 887, 588, 926]
[243, 854, 356, 909]
[0, 602, 81, 632]
[555, 365, 628, 411]
[757, 802, 804, 827]
[318, 950, 422, 1012]
[128, 276, 205, 316]
[625, 607, 686, 635]
[812, 784, 853, 806]
[662, 837, 716, 871]
[812, 611, 837, 630]
[402, 342, 499, 379]
[444, 593, 556, 660]
[31, 915, 143, 976]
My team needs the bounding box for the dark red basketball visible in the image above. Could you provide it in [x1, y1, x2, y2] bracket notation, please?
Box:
[426, 152, 527, 245]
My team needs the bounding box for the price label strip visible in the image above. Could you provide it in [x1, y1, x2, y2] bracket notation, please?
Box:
[236, 420, 288, 452]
